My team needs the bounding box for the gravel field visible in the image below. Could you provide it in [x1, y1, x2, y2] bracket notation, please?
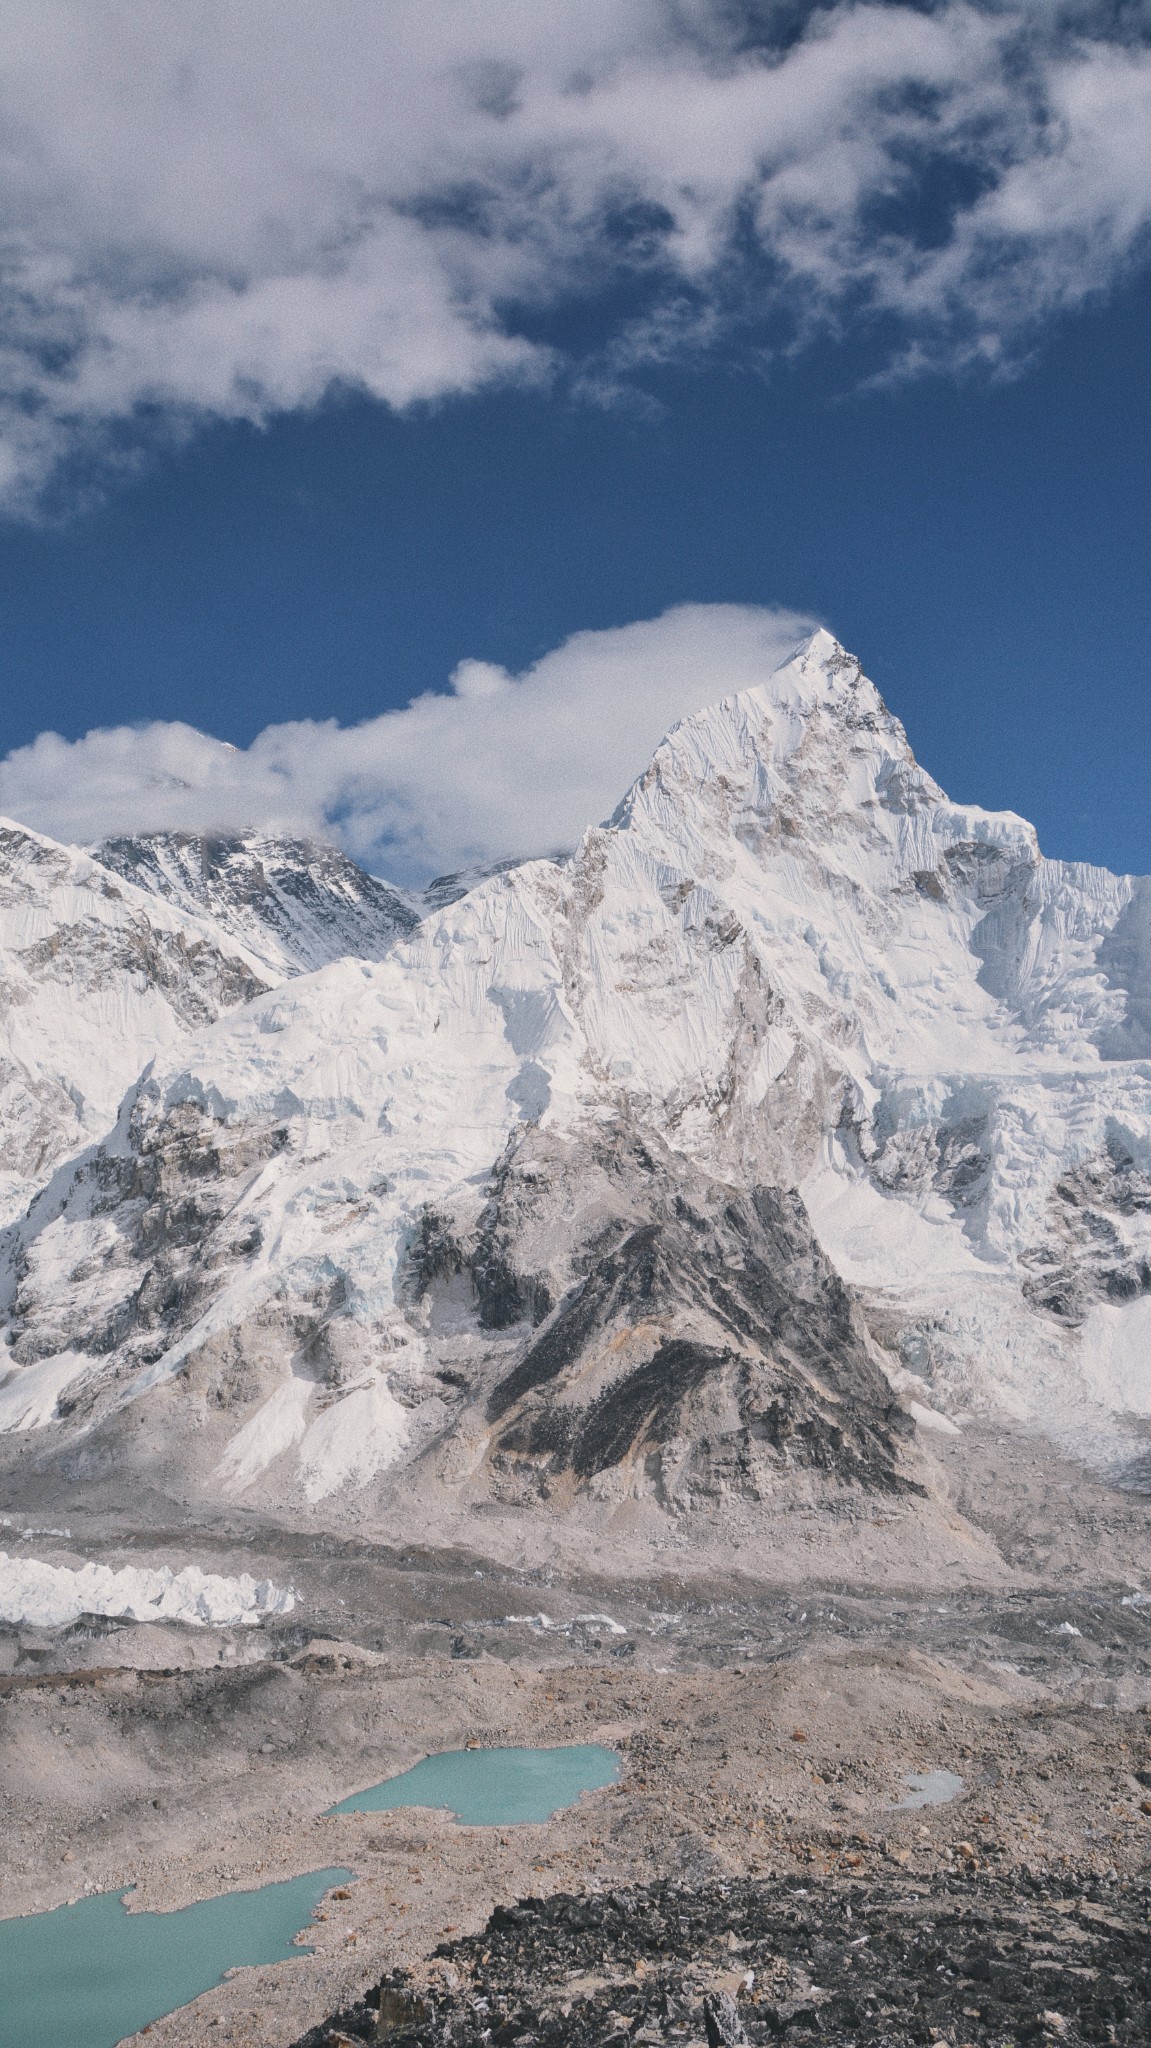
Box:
[3, 1422, 1151, 2042]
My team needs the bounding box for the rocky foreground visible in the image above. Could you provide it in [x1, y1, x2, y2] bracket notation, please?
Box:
[297, 1868, 1150, 2048]
[6, 1448, 1151, 2048]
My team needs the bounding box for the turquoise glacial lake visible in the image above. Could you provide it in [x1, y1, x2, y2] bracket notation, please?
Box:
[329, 1742, 620, 1824]
[0, 1746, 618, 2048]
[0, 1865, 351, 2048]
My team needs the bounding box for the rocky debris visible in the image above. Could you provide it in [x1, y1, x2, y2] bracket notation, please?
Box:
[8, 1539, 1151, 2044]
[0, 1662, 122, 1695]
[704, 1989, 748, 2045]
[294, 1869, 1151, 2047]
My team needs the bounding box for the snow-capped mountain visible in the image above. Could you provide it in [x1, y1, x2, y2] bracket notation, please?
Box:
[418, 857, 541, 917]
[0, 821, 269, 1228]
[93, 829, 419, 978]
[0, 823, 417, 1236]
[2, 631, 1149, 1546]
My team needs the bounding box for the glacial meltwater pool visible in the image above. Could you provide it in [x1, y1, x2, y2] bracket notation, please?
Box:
[0, 1865, 351, 2048]
[329, 1742, 621, 1824]
[894, 1769, 966, 1809]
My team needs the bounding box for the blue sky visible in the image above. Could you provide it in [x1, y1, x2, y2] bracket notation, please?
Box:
[0, 3, 1148, 881]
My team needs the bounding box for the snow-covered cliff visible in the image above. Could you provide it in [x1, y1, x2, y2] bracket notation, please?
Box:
[0, 821, 420, 1230]
[2, 631, 1149, 1533]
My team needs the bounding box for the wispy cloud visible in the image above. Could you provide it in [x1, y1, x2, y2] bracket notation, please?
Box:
[0, 604, 816, 883]
[0, 3, 1148, 505]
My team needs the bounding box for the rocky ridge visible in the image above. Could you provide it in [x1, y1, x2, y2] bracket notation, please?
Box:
[296, 1870, 1151, 2048]
[0, 819, 269, 1230]
[0, 820, 418, 1237]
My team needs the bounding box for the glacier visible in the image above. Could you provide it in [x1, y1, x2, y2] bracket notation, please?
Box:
[0, 1550, 293, 1627]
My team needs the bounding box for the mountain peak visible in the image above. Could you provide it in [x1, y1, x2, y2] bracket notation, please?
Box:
[761, 627, 892, 727]
[795, 622, 861, 677]
[92, 828, 419, 977]
[606, 632, 930, 858]
[2, 632, 1150, 1554]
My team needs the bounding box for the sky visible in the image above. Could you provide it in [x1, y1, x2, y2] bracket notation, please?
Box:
[0, 2, 1148, 883]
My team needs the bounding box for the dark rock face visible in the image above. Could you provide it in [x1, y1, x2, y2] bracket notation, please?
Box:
[419, 860, 536, 916]
[867, 1113, 991, 1223]
[1, 1086, 918, 1511]
[293, 1870, 1151, 2046]
[0, 821, 269, 1027]
[485, 1167, 915, 1496]
[94, 830, 419, 973]
[16, 915, 268, 1021]
[406, 1128, 918, 1504]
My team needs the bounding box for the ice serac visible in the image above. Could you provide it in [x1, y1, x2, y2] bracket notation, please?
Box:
[93, 828, 420, 978]
[3, 628, 1151, 1562]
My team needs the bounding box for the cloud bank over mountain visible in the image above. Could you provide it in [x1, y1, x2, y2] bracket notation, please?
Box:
[1, 2, 1150, 506]
[0, 605, 815, 883]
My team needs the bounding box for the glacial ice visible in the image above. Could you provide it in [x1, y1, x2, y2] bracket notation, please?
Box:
[0, 1552, 294, 1627]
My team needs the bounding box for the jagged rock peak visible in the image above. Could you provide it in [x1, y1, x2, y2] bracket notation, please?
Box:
[92, 827, 420, 977]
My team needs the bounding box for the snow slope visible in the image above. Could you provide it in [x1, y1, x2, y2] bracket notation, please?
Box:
[0, 822, 418, 1231]
[2, 631, 1150, 1516]
[0, 819, 273, 1226]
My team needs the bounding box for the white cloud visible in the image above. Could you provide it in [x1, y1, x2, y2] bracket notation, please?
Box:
[0, 604, 815, 884]
[0, 3, 1148, 502]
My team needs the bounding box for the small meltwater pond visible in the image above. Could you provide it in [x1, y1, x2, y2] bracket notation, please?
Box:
[894, 1768, 965, 1810]
[0, 1866, 351, 2048]
[0, 1745, 620, 2048]
[329, 1741, 621, 1824]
